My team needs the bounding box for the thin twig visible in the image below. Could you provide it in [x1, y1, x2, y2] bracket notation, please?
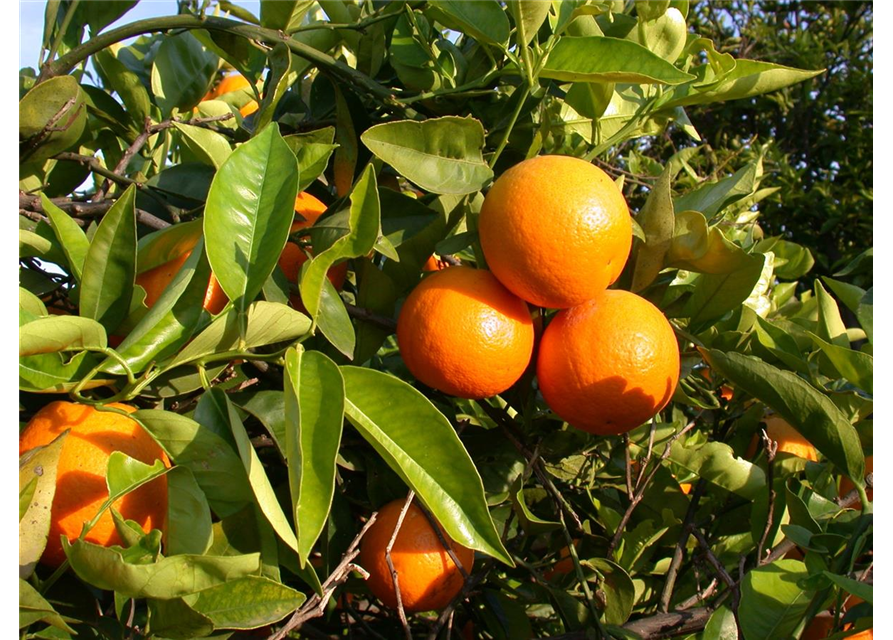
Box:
[269, 513, 378, 640]
[675, 577, 719, 611]
[416, 502, 470, 579]
[385, 492, 416, 640]
[756, 430, 778, 565]
[344, 302, 397, 333]
[659, 479, 707, 613]
[20, 192, 170, 230]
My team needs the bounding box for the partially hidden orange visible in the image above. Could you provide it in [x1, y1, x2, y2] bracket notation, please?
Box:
[136, 250, 229, 315]
[536, 289, 680, 435]
[478, 155, 632, 309]
[19, 402, 169, 567]
[360, 499, 474, 613]
[747, 415, 818, 462]
[277, 242, 348, 312]
[396, 266, 535, 399]
[203, 72, 259, 117]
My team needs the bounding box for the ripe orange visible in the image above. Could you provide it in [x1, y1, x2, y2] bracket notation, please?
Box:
[19, 402, 169, 567]
[291, 191, 328, 232]
[802, 611, 872, 639]
[396, 266, 535, 399]
[359, 499, 474, 613]
[277, 242, 348, 312]
[544, 541, 579, 581]
[747, 415, 818, 462]
[136, 250, 229, 315]
[478, 155, 632, 309]
[423, 255, 449, 272]
[839, 455, 873, 508]
[203, 72, 258, 117]
[536, 289, 679, 435]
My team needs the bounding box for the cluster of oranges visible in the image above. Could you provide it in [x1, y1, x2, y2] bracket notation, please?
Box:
[397, 154, 680, 436]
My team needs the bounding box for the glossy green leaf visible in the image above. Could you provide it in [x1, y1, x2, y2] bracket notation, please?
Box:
[106, 240, 212, 375]
[19, 578, 76, 634]
[41, 193, 89, 281]
[822, 572, 872, 605]
[674, 158, 761, 218]
[635, 7, 687, 62]
[808, 333, 873, 395]
[19, 75, 87, 163]
[669, 440, 766, 499]
[668, 210, 755, 274]
[166, 466, 213, 556]
[361, 117, 493, 195]
[753, 315, 810, 376]
[665, 59, 824, 109]
[20, 315, 107, 356]
[260, 0, 314, 31]
[755, 237, 814, 280]
[94, 48, 151, 128]
[19, 432, 67, 579]
[19, 229, 53, 259]
[631, 166, 674, 291]
[341, 366, 512, 565]
[703, 606, 738, 640]
[19, 349, 111, 393]
[540, 36, 696, 84]
[428, 1, 510, 46]
[166, 301, 310, 369]
[136, 219, 203, 273]
[190, 576, 306, 629]
[284, 348, 345, 567]
[255, 43, 299, 131]
[739, 560, 810, 640]
[19, 287, 47, 317]
[815, 280, 849, 348]
[146, 598, 215, 639]
[511, 0, 551, 45]
[132, 409, 254, 519]
[63, 538, 260, 599]
[315, 276, 356, 358]
[236, 390, 286, 454]
[173, 122, 233, 169]
[857, 288, 872, 343]
[204, 388, 321, 593]
[151, 31, 218, 117]
[683, 253, 765, 329]
[204, 123, 298, 331]
[701, 349, 864, 484]
[299, 164, 379, 319]
[283, 128, 339, 192]
[79, 184, 137, 333]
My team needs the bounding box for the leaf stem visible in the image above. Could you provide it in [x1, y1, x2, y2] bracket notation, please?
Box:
[488, 84, 531, 170]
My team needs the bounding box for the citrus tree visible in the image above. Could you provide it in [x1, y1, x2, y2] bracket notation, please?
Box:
[19, 1, 873, 638]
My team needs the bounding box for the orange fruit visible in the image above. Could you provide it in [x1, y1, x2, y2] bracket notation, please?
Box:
[291, 191, 328, 233]
[423, 255, 449, 272]
[544, 541, 579, 581]
[19, 402, 169, 567]
[839, 455, 872, 508]
[203, 72, 259, 117]
[679, 482, 693, 495]
[396, 266, 535, 399]
[359, 499, 474, 613]
[536, 289, 679, 435]
[747, 415, 818, 462]
[136, 250, 229, 315]
[478, 155, 632, 309]
[802, 611, 872, 639]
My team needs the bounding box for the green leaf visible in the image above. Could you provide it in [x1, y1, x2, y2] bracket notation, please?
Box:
[166, 466, 213, 556]
[283, 128, 339, 192]
[739, 560, 810, 640]
[703, 606, 738, 640]
[315, 274, 356, 358]
[665, 59, 824, 109]
[857, 288, 872, 344]
[19, 350, 111, 393]
[585, 558, 634, 625]
[19, 579, 76, 634]
[299, 164, 379, 319]
[427, 0, 511, 46]
[668, 440, 766, 499]
[173, 122, 233, 169]
[701, 349, 864, 484]
[166, 301, 310, 369]
[132, 409, 254, 519]
[341, 366, 512, 565]
[63, 538, 261, 599]
[20, 315, 107, 356]
[236, 390, 286, 454]
[284, 348, 345, 568]
[19, 432, 68, 579]
[106, 240, 213, 375]
[511, 0, 552, 45]
[815, 280, 849, 348]
[668, 210, 756, 274]
[540, 36, 696, 84]
[635, 7, 687, 62]
[260, 0, 315, 31]
[94, 47, 151, 129]
[205, 123, 298, 332]
[19, 75, 87, 163]
[361, 117, 493, 195]
[808, 333, 873, 395]
[79, 1, 139, 34]
[151, 31, 218, 117]
[146, 598, 215, 639]
[631, 167, 674, 291]
[674, 158, 761, 218]
[79, 184, 137, 333]
[683, 253, 765, 329]
[19, 287, 47, 317]
[204, 388, 322, 593]
[191, 575, 306, 629]
[755, 237, 814, 280]
[822, 572, 872, 605]
[41, 193, 89, 281]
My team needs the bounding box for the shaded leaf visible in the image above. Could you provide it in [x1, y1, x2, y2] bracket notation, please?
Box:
[20, 315, 107, 356]
[739, 560, 810, 640]
[191, 575, 306, 629]
[19, 432, 68, 579]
